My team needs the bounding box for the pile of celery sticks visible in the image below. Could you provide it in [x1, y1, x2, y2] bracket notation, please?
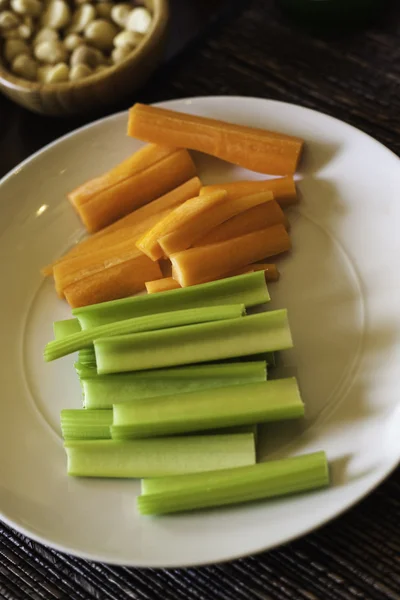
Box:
[45, 272, 329, 515]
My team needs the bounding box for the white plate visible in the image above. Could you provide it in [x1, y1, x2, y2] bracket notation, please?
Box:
[1, 97, 399, 568]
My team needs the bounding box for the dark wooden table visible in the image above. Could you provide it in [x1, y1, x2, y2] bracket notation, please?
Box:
[1, 1, 400, 598]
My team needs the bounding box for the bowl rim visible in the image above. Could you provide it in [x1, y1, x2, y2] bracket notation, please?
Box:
[0, 0, 168, 92]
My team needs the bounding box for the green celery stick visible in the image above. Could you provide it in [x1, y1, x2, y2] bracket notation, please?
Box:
[214, 352, 276, 366]
[65, 433, 256, 478]
[82, 361, 267, 409]
[61, 409, 112, 440]
[45, 304, 246, 362]
[199, 424, 258, 441]
[61, 410, 257, 440]
[95, 310, 292, 374]
[73, 272, 270, 329]
[111, 377, 303, 439]
[78, 348, 96, 364]
[243, 352, 276, 367]
[75, 362, 97, 379]
[137, 451, 329, 515]
[53, 318, 81, 340]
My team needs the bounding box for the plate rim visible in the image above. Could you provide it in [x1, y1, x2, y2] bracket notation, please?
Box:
[1, 95, 400, 568]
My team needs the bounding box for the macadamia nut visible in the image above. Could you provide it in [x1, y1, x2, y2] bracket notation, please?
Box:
[110, 3, 130, 28]
[11, 52, 37, 78]
[113, 29, 142, 48]
[41, 0, 71, 29]
[4, 37, 29, 61]
[126, 7, 151, 34]
[70, 43, 104, 67]
[69, 62, 91, 80]
[64, 32, 83, 51]
[10, 0, 42, 17]
[33, 27, 58, 45]
[68, 3, 95, 33]
[96, 2, 112, 19]
[84, 18, 117, 51]
[45, 61, 69, 82]
[0, 10, 20, 29]
[34, 39, 67, 63]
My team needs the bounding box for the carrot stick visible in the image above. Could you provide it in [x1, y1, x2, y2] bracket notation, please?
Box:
[145, 264, 279, 293]
[227, 263, 280, 282]
[76, 150, 197, 233]
[145, 277, 180, 294]
[128, 104, 304, 176]
[194, 200, 286, 247]
[68, 144, 176, 208]
[200, 177, 297, 208]
[41, 178, 201, 277]
[64, 255, 162, 308]
[159, 259, 172, 277]
[171, 224, 290, 287]
[53, 239, 144, 297]
[158, 191, 273, 257]
[136, 190, 228, 261]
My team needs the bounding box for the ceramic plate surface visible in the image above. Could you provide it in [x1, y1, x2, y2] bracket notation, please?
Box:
[1, 96, 399, 567]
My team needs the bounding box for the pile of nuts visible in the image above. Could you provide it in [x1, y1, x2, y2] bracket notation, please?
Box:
[0, 0, 152, 83]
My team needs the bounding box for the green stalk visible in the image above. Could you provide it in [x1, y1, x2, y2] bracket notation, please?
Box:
[45, 304, 245, 362]
[82, 361, 267, 409]
[95, 310, 292, 374]
[53, 318, 81, 340]
[61, 410, 257, 440]
[111, 377, 303, 439]
[78, 348, 96, 364]
[75, 363, 97, 379]
[73, 271, 270, 329]
[138, 451, 329, 515]
[61, 409, 112, 440]
[65, 433, 256, 478]
[244, 352, 276, 367]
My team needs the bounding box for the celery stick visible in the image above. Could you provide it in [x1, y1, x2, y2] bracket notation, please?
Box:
[111, 377, 303, 439]
[214, 352, 276, 366]
[61, 409, 112, 440]
[201, 424, 258, 441]
[138, 451, 329, 514]
[65, 433, 256, 478]
[73, 272, 270, 329]
[61, 410, 257, 440]
[75, 362, 97, 379]
[243, 352, 276, 367]
[95, 310, 292, 374]
[82, 362, 267, 409]
[53, 318, 81, 340]
[45, 305, 246, 362]
[78, 348, 96, 364]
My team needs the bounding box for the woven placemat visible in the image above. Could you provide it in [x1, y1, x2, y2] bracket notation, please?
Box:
[1, 468, 399, 599]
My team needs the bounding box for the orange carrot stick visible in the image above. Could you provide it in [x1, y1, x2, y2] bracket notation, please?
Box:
[41, 177, 201, 277]
[53, 239, 144, 297]
[64, 254, 162, 308]
[145, 264, 279, 292]
[200, 177, 297, 208]
[68, 144, 176, 208]
[76, 149, 197, 233]
[227, 263, 280, 282]
[171, 224, 290, 287]
[145, 277, 180, 294]
[128, 104, 304, 176]
[158, 191, 273, 257]
[136, 190, 228, 261]
[194, 200, 286, 247]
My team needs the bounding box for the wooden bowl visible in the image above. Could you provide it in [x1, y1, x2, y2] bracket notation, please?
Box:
[0, 0, 169, 116]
